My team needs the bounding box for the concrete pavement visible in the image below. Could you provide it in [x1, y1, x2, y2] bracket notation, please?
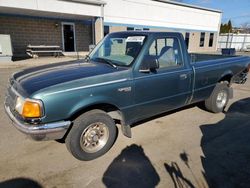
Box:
[0, 65, 250, 188]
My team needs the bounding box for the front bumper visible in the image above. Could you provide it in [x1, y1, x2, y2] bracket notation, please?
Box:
[4, 104, 71, 141]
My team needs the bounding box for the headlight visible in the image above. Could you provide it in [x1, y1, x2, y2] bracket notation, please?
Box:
[15, 97, 43, 118]
[15, 97, 25, 114]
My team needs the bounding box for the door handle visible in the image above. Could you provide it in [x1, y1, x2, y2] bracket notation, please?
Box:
[180, 74, 187, 80]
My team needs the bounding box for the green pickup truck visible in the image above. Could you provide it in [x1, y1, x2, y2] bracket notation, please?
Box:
[5, 32, 250, 160]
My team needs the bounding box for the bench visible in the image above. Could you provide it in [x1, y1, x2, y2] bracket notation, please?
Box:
[26, 45, 62, 58]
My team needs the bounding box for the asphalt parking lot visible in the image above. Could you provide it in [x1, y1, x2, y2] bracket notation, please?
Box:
[0, 63, 250, 188]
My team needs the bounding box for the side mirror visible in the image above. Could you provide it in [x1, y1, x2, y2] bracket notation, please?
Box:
[139, 57, 159, 73]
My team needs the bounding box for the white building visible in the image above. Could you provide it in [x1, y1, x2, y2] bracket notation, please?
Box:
[0, 0, 222, 58]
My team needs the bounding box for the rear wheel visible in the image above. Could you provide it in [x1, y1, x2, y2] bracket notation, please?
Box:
[65, 109, 117, 161]
[205, 82, 230, 113]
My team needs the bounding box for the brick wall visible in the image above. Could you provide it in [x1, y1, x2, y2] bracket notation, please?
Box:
[109, 26, 127, 33]
[0, 16, 92, 57]
[188, 32, 218, 53]
[75, 22, 93, 51]
[94, 18, 103, 44]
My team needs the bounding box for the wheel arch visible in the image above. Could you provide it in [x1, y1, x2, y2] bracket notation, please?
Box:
[68, 102, 131, 138]
[218, 71, 233, 84]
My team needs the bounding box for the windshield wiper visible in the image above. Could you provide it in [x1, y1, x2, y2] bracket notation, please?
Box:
[95, 57, 117, 69]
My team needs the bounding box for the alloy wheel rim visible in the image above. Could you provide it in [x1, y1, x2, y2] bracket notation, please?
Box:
[216, 90, 228, 109]
[80, 122, 109, 153]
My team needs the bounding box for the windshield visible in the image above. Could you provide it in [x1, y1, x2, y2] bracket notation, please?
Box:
[89, 33, 147, 67]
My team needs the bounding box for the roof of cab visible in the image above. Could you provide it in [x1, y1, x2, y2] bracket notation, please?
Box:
[109, 31, 183, 36]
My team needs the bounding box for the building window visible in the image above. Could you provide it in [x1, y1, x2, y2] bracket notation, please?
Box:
[209, 33, 214, 47]
[200, 32, 205, 47]
[127, 27, 134, 31]
[127, 27, 148, 31]
[135, 28, 142, 31]
[185, 32, 190, 49]
[104, 26, 110, 36]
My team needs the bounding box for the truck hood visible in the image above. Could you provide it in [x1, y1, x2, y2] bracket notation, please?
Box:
[12, 60, 127, 96]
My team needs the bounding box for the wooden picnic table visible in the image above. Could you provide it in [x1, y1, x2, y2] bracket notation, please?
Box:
[26, 45, 62, 58]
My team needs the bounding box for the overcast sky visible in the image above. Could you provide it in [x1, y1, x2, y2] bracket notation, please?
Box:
[175, 0, 250, 27]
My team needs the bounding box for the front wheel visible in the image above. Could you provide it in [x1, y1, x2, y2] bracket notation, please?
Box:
[65, 110, 117, 161]
[205, 82, 230, 113]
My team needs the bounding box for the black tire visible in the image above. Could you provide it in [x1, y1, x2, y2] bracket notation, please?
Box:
[65, 109, 117, 161]
[205, 81, 230, 113]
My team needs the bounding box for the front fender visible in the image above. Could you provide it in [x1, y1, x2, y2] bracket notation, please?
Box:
[67, 96, 132, 138]
[68, 95, 120, 119]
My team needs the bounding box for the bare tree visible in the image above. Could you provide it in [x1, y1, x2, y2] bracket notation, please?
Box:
[240, 22, 250, 33]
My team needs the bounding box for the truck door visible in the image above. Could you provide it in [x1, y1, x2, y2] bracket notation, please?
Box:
[133, 35, 193, 121]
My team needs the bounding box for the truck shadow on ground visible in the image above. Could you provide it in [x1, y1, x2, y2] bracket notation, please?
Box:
[0, 177, 42, 188]
[102, 144, 160, 188]
[201, 97, 250, 188]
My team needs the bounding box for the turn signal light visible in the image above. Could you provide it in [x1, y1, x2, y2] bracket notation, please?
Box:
[15, 97, 43, 118]
[22, 100, 42, 118]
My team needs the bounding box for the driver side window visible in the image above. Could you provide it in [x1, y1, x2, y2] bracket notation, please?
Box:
[148, 37, 183, 69]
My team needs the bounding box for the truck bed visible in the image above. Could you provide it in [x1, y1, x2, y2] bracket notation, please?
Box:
[190, 53, 237, 63]
[189, 53, 250, 104]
